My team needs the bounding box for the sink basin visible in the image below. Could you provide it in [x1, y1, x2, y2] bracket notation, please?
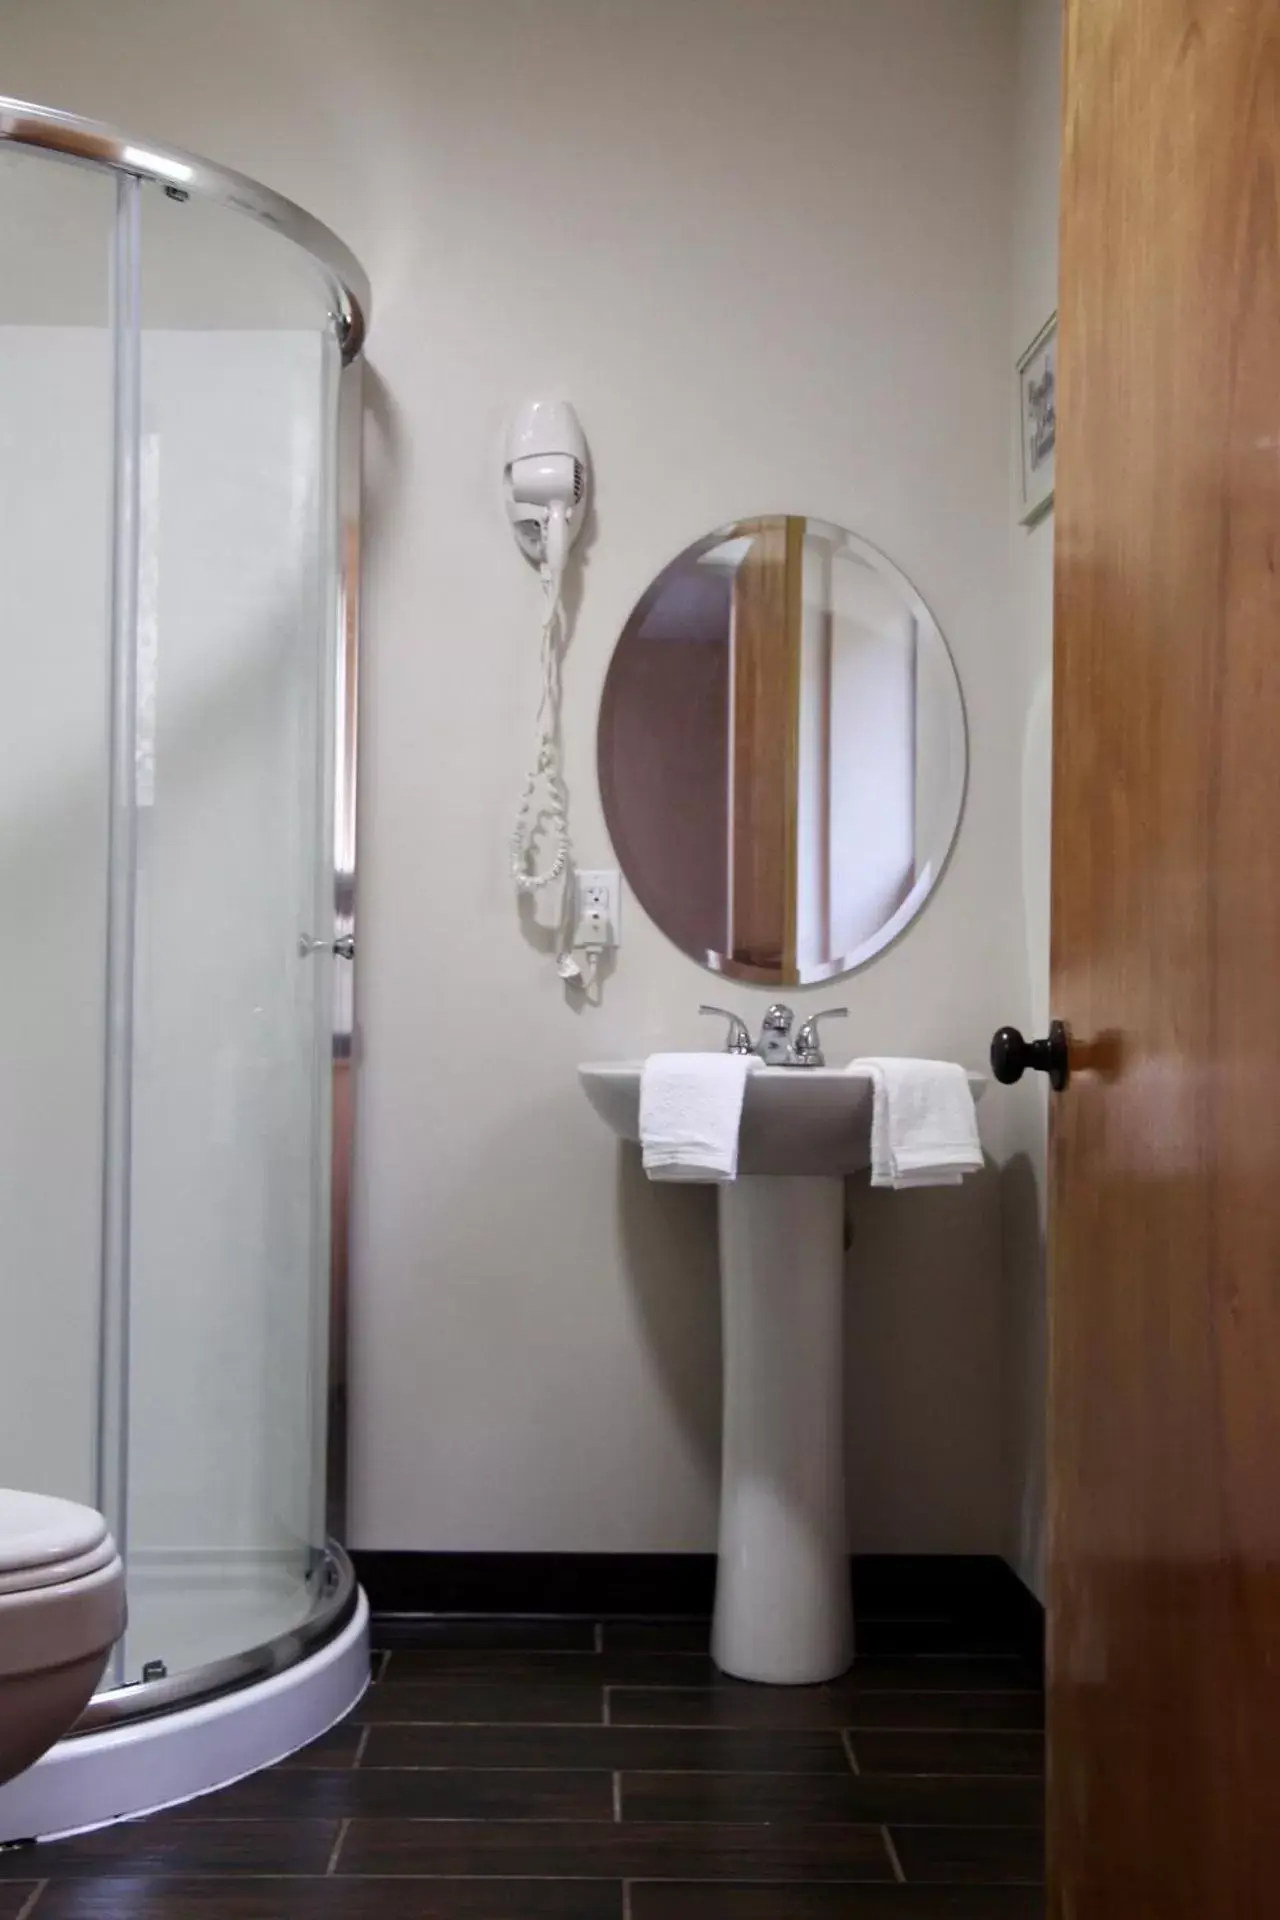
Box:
[580, 1053, 987, 1687]
[579, 1061, 984, 1177]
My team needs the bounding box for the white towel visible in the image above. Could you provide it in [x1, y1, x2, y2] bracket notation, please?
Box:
[851, 1057, 983, 1190]
[640, 1052, 754, 1182]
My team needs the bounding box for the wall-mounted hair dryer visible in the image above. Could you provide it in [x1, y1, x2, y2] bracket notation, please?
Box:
[505, 399, 597, 982]
[503, 398, 589, 590]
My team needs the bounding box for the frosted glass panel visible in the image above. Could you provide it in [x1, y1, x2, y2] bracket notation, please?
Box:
[0, 152, 115, 1507]
[122, 189, 337, 1681]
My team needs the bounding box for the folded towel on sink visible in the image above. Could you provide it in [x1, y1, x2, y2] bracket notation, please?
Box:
[851, 1057, 983, 1189]
[640, 1052, 755, 1182]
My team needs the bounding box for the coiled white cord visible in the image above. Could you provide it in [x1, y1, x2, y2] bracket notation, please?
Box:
[510, 544, 572, 895]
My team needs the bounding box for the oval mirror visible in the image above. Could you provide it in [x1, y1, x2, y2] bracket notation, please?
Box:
[599, 516, 967, 985]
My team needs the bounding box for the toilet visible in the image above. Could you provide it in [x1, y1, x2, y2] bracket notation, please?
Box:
[0, 1490, 126, 1786]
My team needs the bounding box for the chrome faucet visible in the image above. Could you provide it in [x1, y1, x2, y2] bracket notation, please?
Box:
[756, 1003, 796, 1065]
[698, 1003, 848, 1067]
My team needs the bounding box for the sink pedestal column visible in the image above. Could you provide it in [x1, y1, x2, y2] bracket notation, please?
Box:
[712, 1175, 853, 1684]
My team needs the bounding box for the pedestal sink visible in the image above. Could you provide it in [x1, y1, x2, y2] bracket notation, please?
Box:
[579, 1061, 985, 1685]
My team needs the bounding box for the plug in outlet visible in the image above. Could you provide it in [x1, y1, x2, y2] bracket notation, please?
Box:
[573, 869, 621, 950]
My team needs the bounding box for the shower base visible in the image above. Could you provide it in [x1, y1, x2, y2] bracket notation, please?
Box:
[0, 1580, 368, 1843]
[122, 1552, 318, 1684]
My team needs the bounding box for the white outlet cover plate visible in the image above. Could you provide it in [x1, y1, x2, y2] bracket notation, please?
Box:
[575, 869, 621, 946]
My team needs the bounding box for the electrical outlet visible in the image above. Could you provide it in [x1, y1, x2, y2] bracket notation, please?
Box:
[574, 869, 621, 948]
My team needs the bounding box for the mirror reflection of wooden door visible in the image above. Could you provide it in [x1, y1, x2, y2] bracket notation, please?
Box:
[730, 515, 804, 973]
[1049, 1, 1280, 1911]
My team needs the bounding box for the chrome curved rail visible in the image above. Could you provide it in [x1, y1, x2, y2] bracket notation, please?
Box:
[73, 1542, 359, 1734]
[0, 96, 370, 360]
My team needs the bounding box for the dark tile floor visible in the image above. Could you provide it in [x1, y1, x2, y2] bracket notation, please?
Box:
[0, 1586, 1045, 1918]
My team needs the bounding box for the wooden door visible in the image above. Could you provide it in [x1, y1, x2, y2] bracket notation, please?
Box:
[1049, 2, 1280, 1913]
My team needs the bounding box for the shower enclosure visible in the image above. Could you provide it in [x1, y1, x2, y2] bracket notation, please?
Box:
[0, 97, 369, 1807]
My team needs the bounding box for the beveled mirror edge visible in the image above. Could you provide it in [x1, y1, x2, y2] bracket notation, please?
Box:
[598, 514, 970, 989]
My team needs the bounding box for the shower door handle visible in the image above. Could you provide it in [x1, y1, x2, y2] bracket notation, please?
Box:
[299, 933, 356, 959]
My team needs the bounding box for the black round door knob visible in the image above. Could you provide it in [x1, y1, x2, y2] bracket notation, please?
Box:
[990, 1020, 1069, 1091]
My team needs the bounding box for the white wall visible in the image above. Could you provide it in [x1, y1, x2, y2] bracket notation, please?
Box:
[3, 0, 1031, 1559]
[1002, 0, 1061, 1598]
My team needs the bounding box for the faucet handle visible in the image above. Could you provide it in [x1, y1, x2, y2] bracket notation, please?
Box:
[698, 1005, 753, 1054]
[793, 1007, 848, 1066]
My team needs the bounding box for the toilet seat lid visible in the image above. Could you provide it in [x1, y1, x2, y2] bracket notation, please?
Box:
[0, 1489, 109, 1578]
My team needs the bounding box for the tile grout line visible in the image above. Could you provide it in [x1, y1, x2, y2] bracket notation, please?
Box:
[351, 1728, 614, 1743]
[13, 1883, 48, 1920]
[603, 1686, 612, 1726]
[612, 1770, 623, 1821]
[602, 1683, 1039, 1693]
[377, 1649, 392, 1680]
[882, 1823, 907, 1883]
[622, 1878, 633, 1920]
[357, 1729, 1041, 1743]
[325, 1816, 351, 1876]
[352, 1724, 372, 1769]
[841, 1729, 861, 1774]
[289, 1759, 1039, 1782]
[595, 1622, 604, 1652]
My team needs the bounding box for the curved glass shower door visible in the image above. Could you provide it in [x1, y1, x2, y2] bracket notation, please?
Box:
[118, 190, 342, 1684]
[0, 141, 350, 1696]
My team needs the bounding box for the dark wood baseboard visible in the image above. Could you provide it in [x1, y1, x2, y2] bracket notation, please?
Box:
[352, 1550, 717, 1617]
[350, 1550, 1043, 1656]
